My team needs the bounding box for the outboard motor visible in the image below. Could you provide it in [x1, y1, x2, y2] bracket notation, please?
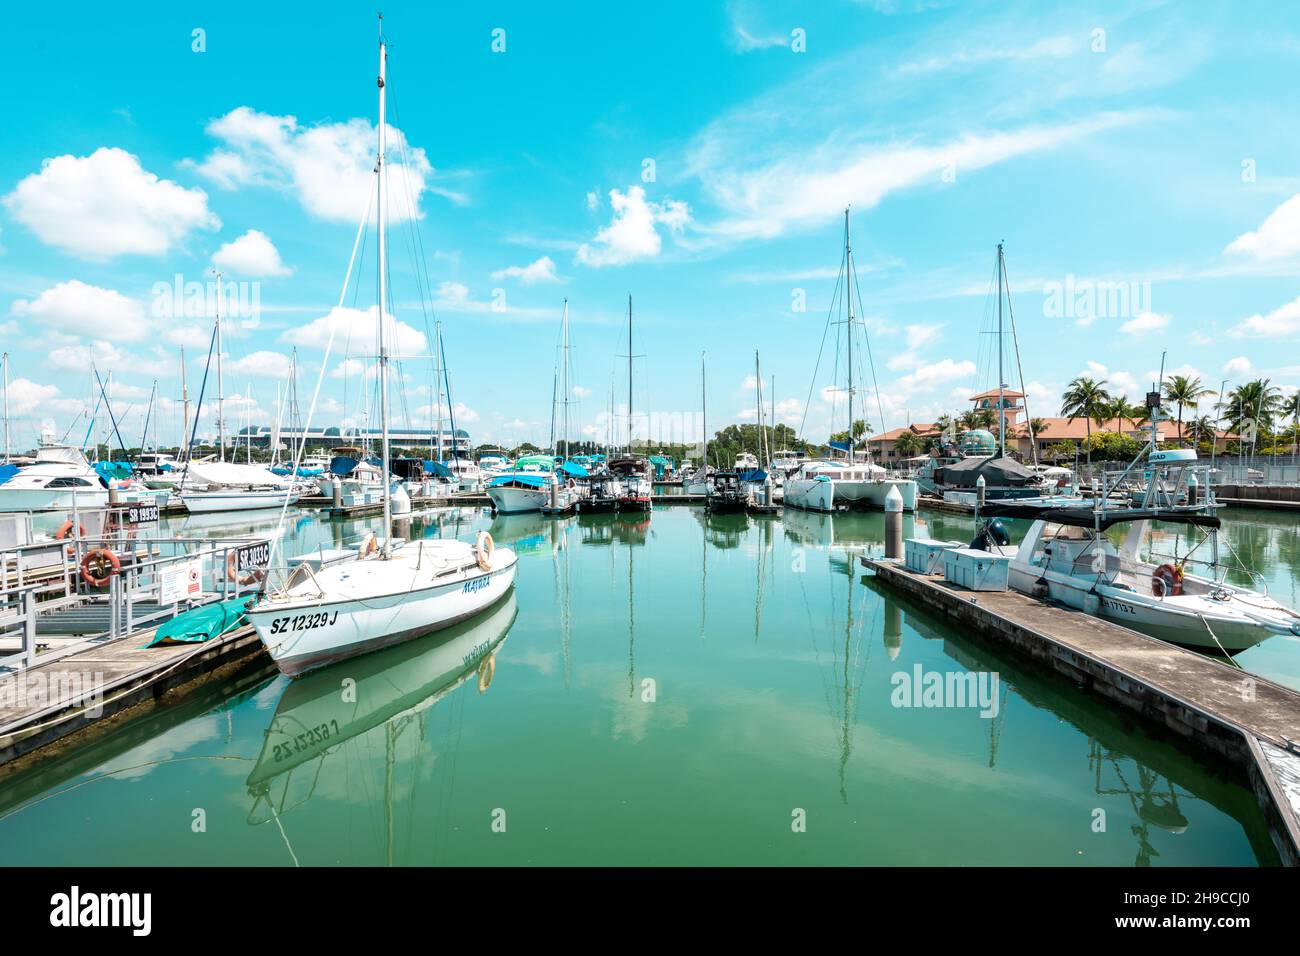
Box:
[968, 518, 1010, 552]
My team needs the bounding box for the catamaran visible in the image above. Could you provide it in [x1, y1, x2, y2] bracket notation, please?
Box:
[245, 20, 517, 676]
[786, 208, 918, 513]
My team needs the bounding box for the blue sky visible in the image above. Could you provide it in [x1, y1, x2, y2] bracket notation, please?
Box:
[2, 0, 1299, 452]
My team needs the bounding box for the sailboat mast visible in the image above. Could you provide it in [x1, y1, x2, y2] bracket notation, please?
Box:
[180, 347, 190, 461]
[214, 270, 226, 461]
[844, 208, 855, 462]
[700, 351, 707, 469]
[563, 299, 571, 459]
[376, 18, 393, 550]
[434, 320, 444, 460]
[997, 241, 1006, 459]
[626, 295, 633, 456]
[1, 351, 9, 463]
[754, 350, 763, 465]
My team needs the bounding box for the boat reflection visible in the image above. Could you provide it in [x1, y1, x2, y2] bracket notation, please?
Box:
[245, 592, 518, 859]
[577, 511, 650, 546]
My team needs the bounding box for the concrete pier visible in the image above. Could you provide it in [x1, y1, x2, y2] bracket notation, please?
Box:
[862, 555, 1300, 865]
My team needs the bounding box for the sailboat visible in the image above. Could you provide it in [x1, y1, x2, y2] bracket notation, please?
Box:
[785, 208, 918, 513]
[609, 295, 652, 511]
[682, 352, 713, 495]
[179, 278, 301, 513]
[246, 21, 518, 677]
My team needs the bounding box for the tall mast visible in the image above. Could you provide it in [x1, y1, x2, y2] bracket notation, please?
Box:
[754, 350, 763, 465]
[626, 295, 633, 456]
[376, 16, 393, 551]
[700, 351, 707, 468]
[997, 241, 1006, 459]
[1, 351, 9, 463]
[561, 298, 571, 460]
[434, 320, 444, 460]
[214, 270, 226, 461]
[844, 208, 855, 462]
[180, 347, 190, 461]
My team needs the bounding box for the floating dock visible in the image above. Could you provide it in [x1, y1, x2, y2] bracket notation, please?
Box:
[862, 555, 1300, 866]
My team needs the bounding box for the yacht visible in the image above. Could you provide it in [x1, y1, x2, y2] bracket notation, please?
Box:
[0, 445, 111, 512]
[784, 458, 918, 513]
[486, 454, 572, 514]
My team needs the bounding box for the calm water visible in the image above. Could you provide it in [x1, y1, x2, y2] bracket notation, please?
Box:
[2, 503, 1293, 865]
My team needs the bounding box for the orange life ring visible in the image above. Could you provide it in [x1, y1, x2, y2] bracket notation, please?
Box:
[226, 550, 266, 586]
[80, 548, 120, 588]
[1152, 563, 1184, 597]
[55, 521, 87, 540]
[358, 533, 379, 560]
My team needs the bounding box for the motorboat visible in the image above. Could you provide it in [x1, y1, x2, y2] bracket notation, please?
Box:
[0, 445, 111, 512]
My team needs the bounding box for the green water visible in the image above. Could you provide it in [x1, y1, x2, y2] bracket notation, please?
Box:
[1, 504, 1289, 866]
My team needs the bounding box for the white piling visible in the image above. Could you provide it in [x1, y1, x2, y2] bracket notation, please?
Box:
[884, 484, 904, 559]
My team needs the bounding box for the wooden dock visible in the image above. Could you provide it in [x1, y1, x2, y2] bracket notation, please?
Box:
[862, 555, 1300, 865]
[0, 622, 267, 773]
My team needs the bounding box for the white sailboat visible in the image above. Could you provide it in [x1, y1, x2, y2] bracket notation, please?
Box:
[247, 20, 517, 677]
[786, 208, 918, 513]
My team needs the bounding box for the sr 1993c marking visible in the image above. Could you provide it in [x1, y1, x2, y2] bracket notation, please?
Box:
[269, 611, 339, 635]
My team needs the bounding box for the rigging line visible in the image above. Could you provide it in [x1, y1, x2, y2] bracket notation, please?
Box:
[797, 242, 847, 442]
[260, 179, 376, 581]
[177, 322, 219, 490]
[849, 258, 886, 449]
[1001, 248, 1036, 463]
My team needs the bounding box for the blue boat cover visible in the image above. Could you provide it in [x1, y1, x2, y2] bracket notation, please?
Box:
[95, 461, 134, 481]
[0, 463, 18, 485]
[330, 456, 360, 476]
[829, 439, 851, 452]
[487, 474, 548, 489]
[737, 468, 768, 482]
[558, 461, 589, 478]
[426, 460, 455, 478]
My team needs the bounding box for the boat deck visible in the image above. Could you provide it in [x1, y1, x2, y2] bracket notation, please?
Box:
[863, 555, 1300, 865]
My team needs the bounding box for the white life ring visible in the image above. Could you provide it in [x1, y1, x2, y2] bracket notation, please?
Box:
[358, 533, 379, 560]
[475, 531, 494, 572]
[567, 477, 577, 490]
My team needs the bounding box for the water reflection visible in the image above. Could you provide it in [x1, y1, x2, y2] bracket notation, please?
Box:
[245, 592, 518, 865]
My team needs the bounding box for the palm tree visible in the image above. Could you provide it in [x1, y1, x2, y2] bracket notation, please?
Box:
[1100, 396, 1143, 437]
[1162, 374, 1213, 446]
[1282, 391, 1300, 464]
[893, 430, 922, 458]
[1061, 377, 1112, 470]
[1221, 378, 1282, 455]
[1185, 415, 1216, 451]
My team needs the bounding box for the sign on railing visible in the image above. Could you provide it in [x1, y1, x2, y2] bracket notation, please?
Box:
[125, 502, 160, 524]
[234, 540, 272, 574]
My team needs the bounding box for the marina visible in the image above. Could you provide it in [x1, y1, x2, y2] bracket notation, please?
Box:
[3, 2, 1300, 901]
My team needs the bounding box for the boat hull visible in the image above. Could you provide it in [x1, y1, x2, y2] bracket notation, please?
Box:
[783, 478, 836, 512]
[182, 489, 300, 513]
[0, 487, 110, 512]
[487, 485, 555, 514]
[833, 478, 918, 511]
[247, 554, 518, 676]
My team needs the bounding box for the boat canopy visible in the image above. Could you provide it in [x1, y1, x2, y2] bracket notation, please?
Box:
[487, 473, 548, 489]
[980, 502, 1222, 531]
[515, 455, 557, 471]
[426, 460, 456, 478]
[737, 468, 768, 483]
[0, 464, 19, 485]
[187, 461, 287, 487]
[558, 460, 589, 478]
[936, 455, 1035, 488]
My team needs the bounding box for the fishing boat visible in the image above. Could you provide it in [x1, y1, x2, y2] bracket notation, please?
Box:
[787, 208, 919, 513]
[246, 20, 518, 677]
[608, 455, 652, 511]
[974, 398, 1300, 653]
[486, 454, 574, 514]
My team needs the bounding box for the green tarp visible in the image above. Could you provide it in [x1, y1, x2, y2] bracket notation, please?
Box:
[147, 597, 250, 647]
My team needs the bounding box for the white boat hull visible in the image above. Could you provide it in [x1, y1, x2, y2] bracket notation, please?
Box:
[833, 478, 918, 511]
[0, 487, 111, 512]
[487, 485, 553, 514]
[783, 478, 836, 512]
[182, 489, 300, 513]
[247, 546, 519, 676]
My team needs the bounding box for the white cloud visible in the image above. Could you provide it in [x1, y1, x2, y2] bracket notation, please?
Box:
[46, 340, 135, 371]
[491, 256, 559, 284]
[576, 186, 691, 267]
[226, 350, 292, 378]
[732, 25, 789, 52]
[904, 323, 943, 349]
[2, 147, 219, 259]
[585, 191, 599, 210]
[1119, 311, 1170, 336]
[687, 113, 1146, 243]
[572, 385, 592, 399]
[1222, 356, 1253, 379]
[1224, 194, 1300, 260]
[212, 229, 292, 277]
[330, 358, 366, 379]
[188, 106, 456, 223]
[282, 305, 427, 356]
[1229, 294, 1300, 338]
[1081, 361, 1140, 399]
[894, 359, 977, 398]
[5, 378, 60, 416]
[11, 280, 149, 342]
[163, 324, 213, 349]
